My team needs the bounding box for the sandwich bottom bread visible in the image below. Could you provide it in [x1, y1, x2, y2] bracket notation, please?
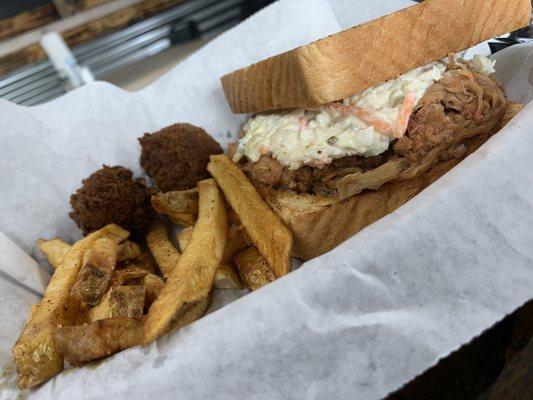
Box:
[230, 58, 523, 260]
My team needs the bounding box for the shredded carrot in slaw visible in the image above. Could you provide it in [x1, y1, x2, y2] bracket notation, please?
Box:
[322, 103, 393, 135]
[319, 97, 417, 139]
[298, 116, 308, 133]
[350, 108, 393, 134]
[393, 92, 417, 138]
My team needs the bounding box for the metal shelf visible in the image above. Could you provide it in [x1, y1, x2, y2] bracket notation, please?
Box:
[0, 0, 266, 106]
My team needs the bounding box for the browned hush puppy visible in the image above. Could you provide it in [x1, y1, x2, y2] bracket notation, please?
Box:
[139, 123, 222, 191]
[70, 165, 153, 236]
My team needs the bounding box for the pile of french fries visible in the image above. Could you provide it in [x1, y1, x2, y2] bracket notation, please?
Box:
[13, 155, 293, 389]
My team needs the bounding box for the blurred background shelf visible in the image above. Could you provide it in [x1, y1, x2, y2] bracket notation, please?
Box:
[0, 0, 274, 105]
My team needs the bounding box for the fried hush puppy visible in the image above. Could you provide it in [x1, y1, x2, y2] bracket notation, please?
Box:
[139, 123, 222, 191]
[70, 165, 153, 236]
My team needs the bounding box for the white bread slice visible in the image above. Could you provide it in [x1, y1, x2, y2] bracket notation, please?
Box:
[221, 0, 531, 113]
[256, 103, 524, 260]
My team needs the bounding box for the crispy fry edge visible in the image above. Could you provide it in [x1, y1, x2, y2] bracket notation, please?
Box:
[146, 219, 181, 279]
[142, 179, 227, 344]
[37, 238, 71, 269]
[13, 224, 129, 389]
[234, 247, 276, 291]
[207, 155, 293, 278]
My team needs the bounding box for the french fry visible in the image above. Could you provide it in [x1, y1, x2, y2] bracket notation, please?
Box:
[125, 251, 157, 274]
[151, 188, 198, 227]
[177, 226, 194, 251]
[233, 247, 276, 291]
[140, 273, 165, 311]
[70, 237, 120, 306]
[223, 225, 252, 260]
[208, 155, 293, 278]
[28, 304, 40, 320]
[13, 224, 129, 389]
[146, 219, 180, 279]
[179, 225, 249, 256]
[179, 225, 247, 290]
[171, 293, 212, 332]
[54, 318, 141, 366]
[110, 267, 149, 286]
[117, 240, 142, 262]
[143, 179, 227, 344]
[214, 263, 244, 290]
[227, 208, 241, 226]
[37, 238, 71, 269]
[216, 225, 250, 290]
[88, 286, 145, 322]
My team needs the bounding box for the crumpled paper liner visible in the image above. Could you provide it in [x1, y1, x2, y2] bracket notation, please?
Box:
[0, 1, 532, 399]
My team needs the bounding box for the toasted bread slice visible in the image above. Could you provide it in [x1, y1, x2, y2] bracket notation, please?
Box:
[257, 103, 524, 260]
[221, 0, 530, 113]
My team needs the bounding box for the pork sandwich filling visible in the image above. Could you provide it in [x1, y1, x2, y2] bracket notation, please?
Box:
[233, 56, 507, 198]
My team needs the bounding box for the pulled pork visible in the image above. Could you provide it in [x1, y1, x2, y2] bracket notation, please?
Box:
[240, 62, 508, 196]
[243, 151, 395, 195]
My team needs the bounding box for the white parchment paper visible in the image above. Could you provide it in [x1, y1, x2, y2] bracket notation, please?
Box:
[1, 0, 532, 399]
[329, 0, 413, 29]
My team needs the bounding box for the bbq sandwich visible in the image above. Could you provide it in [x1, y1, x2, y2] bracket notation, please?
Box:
[221, 0, 530, 259]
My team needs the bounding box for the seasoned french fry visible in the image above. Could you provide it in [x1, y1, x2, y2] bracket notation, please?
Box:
[37, 238, 71, 269]
[178, 225, 247, 290]
[13, 224, 129, 389]
[227, 208, 241, 226]
[54, 318, 141, 366]
[143, 179, 227, 344]
[110, 267, 149, 286]
[89, 286, 145, 322]
[28, 304, 40, 320]
[223, 225, 252, 260]
[117, 240, 142, 262]
[146, 219, 180, 279]
[151, 188, 198, 227]
[234, 247, 276, 291]
[140, 273, 165, 310]
[171, 293, 212, 332]
[214, 263, 244, 290]
[126, 251, 157, 274]
[177, 226, 194, 251]
[169, 213, 196, 227]
[216, 225, 250, 290]
[70, 237, 119, 306]
[208, 155, 293, 278]
[153, 188, 199, 214]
